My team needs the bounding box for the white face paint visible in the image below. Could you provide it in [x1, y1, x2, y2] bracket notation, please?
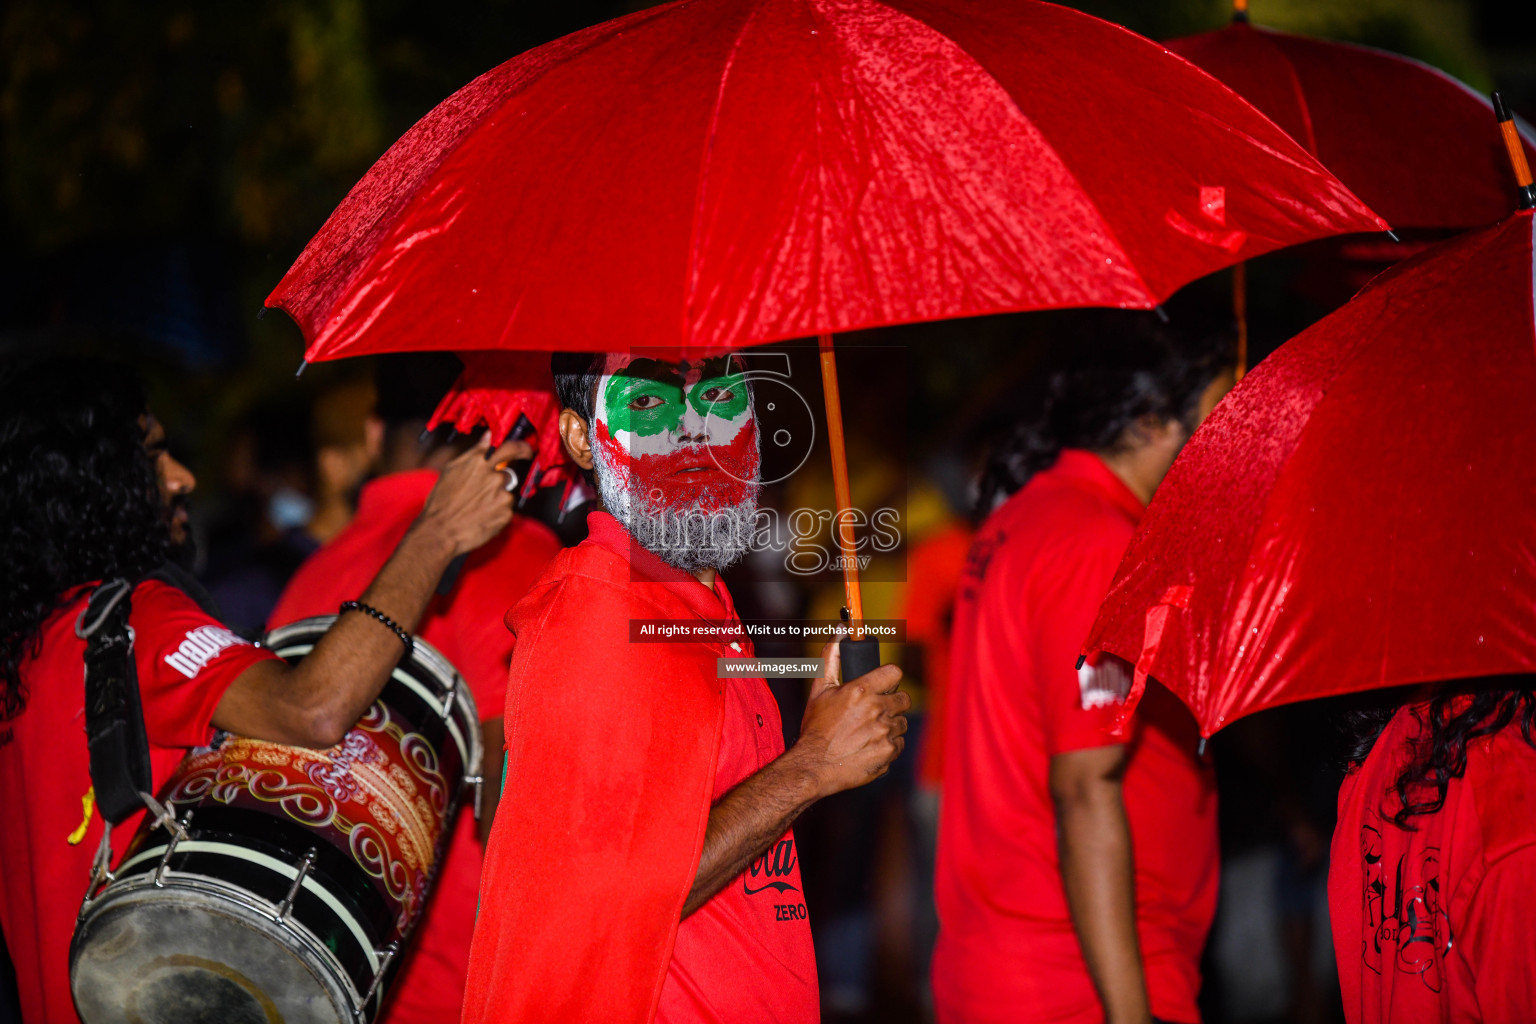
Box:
[589, 353, 761, 572]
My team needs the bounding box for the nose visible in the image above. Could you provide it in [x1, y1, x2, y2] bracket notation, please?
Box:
[677, 405, 710, 444]
[160, 452, 197, 496]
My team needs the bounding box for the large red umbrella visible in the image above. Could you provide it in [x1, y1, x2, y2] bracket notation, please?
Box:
[1081, 206, 1536, 738]
[266, 0, 1382, 630]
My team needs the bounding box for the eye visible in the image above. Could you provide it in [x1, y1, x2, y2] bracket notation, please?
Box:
[700, 386, 735, 404]
[629, 394, 666, 410]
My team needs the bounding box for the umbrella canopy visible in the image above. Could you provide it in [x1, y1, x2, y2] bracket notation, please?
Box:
[265, 0, 1382, 363]
[1082, 209, 1536, 737]
[1166, 22, 1536, 230]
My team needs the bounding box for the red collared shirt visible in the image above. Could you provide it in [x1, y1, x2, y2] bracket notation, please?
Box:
[581, 513, 818, 1024]
[463, 511, 816, 1024]
[934, 450, 1217, 1024]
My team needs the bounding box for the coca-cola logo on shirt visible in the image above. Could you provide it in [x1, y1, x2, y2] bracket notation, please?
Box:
[743, 837, 799, 896]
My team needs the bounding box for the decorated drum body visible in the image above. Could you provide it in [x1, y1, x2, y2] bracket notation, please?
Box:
[70, 617, 481, 1024]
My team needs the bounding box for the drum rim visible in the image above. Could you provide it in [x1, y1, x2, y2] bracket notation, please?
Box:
[262, 614, 482, 778]
[71, 871, 365, 1022]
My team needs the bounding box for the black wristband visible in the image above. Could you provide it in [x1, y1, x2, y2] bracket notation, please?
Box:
[339, 600, 413, 653]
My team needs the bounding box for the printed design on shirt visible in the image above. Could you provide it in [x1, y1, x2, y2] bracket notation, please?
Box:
[1078, 655, 1132, 710]
[1359, 815, 1452, 993]
[161, 699, 448, 931]
[744, 836, 800, 897]
[163, 625, 251, 679]
[958, 530, 1004, 602]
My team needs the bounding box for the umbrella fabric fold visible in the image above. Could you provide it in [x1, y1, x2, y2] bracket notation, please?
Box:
[266, 0, 1384, 363]
[1083, 210, 1536, 737]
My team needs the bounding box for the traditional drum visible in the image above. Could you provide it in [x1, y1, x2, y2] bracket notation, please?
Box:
[70, 616, 482, 1024]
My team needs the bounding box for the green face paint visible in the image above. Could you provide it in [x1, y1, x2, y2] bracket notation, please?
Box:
[603, 371, 684, 437]
[688, 373, 749, 422]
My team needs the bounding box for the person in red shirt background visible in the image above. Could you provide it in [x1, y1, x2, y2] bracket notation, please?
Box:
[0, 356, 521, 1024]
[1331, 678, 1536, 1024]
[269, 354, 564, 1024]
[934, 316, 1234, 1024]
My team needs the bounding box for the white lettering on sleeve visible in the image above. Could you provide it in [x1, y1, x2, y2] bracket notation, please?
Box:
[163, 625, 251, 680]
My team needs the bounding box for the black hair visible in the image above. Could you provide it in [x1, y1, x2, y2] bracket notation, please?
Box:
[374, 352, 464, 431]
[975, 313, 1235, 518]
[1345, 677, 1536, 830]
[550, 351, 605, 423]
[0, 357, 173, 719]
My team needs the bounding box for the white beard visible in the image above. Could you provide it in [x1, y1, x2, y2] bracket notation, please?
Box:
[590, 437, 759, 574]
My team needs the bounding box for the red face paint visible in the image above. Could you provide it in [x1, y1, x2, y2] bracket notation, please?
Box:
[594, 419, 759, 514]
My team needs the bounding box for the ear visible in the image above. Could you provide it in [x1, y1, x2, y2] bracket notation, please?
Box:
[559, 409, 595, 471]
[364, 415, 385, 464]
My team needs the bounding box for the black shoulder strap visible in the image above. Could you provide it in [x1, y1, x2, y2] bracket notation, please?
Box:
[78, 578, 154, 826]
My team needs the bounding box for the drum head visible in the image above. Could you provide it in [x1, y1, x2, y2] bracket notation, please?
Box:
[72, 883, 356, 1024]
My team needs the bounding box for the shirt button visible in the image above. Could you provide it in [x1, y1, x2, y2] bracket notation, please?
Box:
[756, 714, 764, 727]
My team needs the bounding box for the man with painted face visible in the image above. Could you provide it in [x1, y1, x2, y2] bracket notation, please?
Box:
[463, 352, 911, 1024]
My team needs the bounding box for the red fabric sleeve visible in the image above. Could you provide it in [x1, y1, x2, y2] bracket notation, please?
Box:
[1030, 537, 1131, 756]
[462, 566, 724, 1024]
[1462, 843, 1536, 1021]
[130, 581, 278, 749]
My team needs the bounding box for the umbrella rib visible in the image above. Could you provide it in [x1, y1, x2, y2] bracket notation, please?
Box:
[683, 0, 767, 349]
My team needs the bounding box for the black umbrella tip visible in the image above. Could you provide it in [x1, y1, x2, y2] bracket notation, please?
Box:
[1386, 229, 1401, 243]
[1493, 91, 1511, 122]
[294, 360, 308, 379]
[1075, 654, 1086, 670]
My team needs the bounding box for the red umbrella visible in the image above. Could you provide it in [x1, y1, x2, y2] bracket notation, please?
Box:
[1166, 9, 1536, 375]
[266, 0, 1382, 630]
[1081, 205, 1536, 738]
[1166, 17, 1536, 230]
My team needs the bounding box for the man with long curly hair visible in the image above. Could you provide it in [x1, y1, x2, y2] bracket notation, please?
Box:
[1332, 680, 1536, 1022]
[0, 356, 520, 1024]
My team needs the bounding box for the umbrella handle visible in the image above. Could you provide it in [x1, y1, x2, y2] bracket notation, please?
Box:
[1493, 92, 1536, 210]
[817, 334, 865, 630]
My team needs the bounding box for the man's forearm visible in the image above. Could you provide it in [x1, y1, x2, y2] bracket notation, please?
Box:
[1057, 785, 1151, 1024]
[681, 748, 822, 918]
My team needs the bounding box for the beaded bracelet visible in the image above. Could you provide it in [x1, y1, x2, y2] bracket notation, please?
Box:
[339, 600, 413, 653]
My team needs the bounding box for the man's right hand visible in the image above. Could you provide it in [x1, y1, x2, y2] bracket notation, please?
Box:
[789, 642, 910, 798]
[415, 433, 522, 555]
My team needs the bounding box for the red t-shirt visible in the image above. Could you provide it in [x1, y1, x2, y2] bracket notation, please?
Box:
[0, 580, 275, 1024]
[1330, 702, 1536, 1024]
[268, 469, 562, 1024]
[932, 450, 1218, 1024]
[654, 561, 817, 1023]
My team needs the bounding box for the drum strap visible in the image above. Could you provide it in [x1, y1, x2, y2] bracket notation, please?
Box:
[76, 565, 227, 828]
[77, 578, 154, 827]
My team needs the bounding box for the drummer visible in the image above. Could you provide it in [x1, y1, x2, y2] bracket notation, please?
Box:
[462, 352, 912, 1024]
[0, 356, 519, 1024]
[267, 354, 564, 1024]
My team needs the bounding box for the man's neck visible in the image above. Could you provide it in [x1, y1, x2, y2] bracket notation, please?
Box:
[1093, 448, 1156, 507]
[693, 567, 717, 587]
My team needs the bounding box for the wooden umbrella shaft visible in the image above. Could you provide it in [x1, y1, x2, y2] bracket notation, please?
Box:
[817, 333, 864, 635]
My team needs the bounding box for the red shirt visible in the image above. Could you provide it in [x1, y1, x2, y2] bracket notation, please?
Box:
[0, 580, 275, 1024]
[463, 511, 817, 1024]
[268, 469, 562, 1024]
[1330, 702, 1536, 1024]
[933, 450, 1218, 1024]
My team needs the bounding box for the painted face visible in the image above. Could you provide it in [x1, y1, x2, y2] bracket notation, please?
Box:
[592, 354, 760, 514]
